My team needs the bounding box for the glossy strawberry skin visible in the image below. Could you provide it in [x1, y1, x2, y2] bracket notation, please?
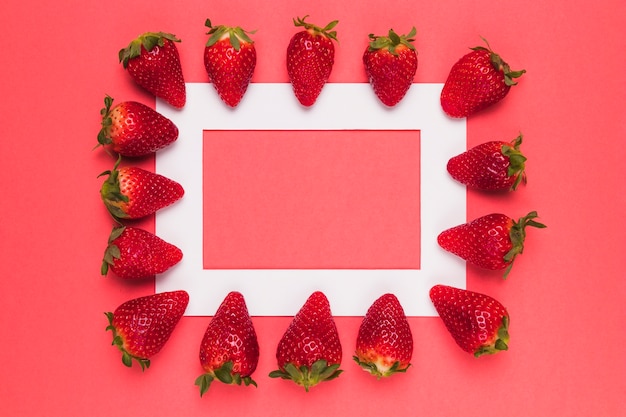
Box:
[105, 290, 189, 370]
[286, 17, 338, 107]
[101, 226, 183, 279]
[429, 285, 509, 357]
[353, 293, 413, 378]
[119, 32, 186, 108]
[99, 158, 184, 220]
[195, 291, 259, 396]
[97, 96, 178, 157]
[438, 211, 546, 277]
[447, 134, 527, 191]
[204, 20, 257, 107]
[440, 40, 525, 118]
[363, 28, 418, 107]
[269, 291, 342, 391]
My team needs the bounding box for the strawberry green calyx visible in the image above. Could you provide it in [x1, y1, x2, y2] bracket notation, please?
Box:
[195, 361, 257, 397]
[119, 32, 181, 68]
[96, 95, 115, 149]
[105, 311, 151, 371]
[205, 19, 255, 51]
[504, 211, 547, 278]
[352, 356, 410, 379]
[101, 225, 125, 275]
[269, 360, 342, 392]
[474, 315, 510, 357]
[368, 27, 417, 55]
[293, 15, 339, 42]
[98, 155, 129, 221]
[502, 133, 528, 190]
[472, 38, 526, 86]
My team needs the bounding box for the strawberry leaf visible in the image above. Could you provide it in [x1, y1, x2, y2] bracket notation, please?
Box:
[229, 31, 241, 51]
[318, 362, 342, 381]
[213, 361, 234, 384]
[269, 360, 342, 391]
[105, 311, 151, 371]
[293, 16, 339, 42]
[118, 32, 180, 68]
[268, 369, 291, 379]
[242, 376, 258, 387]
[195, 374, 214, 397]
[503, 211, 546, 278]
[501, 133, 527, 191]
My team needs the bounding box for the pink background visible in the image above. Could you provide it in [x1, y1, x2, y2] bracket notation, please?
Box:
[202, 130, 421, 269]
[1, 0, 624, 416]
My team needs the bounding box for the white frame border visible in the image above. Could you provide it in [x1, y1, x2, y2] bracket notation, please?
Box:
[155, 83, 466, 317]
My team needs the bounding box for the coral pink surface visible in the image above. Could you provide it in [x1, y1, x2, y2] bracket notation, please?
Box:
[1, 0, 624, 416]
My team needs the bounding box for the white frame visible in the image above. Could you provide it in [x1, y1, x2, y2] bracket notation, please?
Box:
[155, 83, 466, 317]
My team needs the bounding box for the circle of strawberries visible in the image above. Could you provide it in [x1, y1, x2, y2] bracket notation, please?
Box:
[94, 16, 543, 391]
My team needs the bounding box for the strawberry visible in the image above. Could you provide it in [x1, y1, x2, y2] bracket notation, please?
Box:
[119, 32, 186, 108]
[353, 293, 413, 378]
[429, 285, 509, 357]
[98, 156, 184, 221]
[195, 291, 259, 396]
[203, 19, 257, 107]
[440, 38, 525, 118]
[438, 211, 546, 278]
[269, 291, 343, 391]
[101, 226, 183, 279]
[363, 27, 418, 107]
[105, 290, 189, 370]
[96, 95, 179, 157]
[286, 16, 338, 107]
[447, 133, 527, 191]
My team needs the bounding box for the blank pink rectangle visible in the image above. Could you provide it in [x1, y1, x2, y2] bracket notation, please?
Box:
[202, 130, 420, 269]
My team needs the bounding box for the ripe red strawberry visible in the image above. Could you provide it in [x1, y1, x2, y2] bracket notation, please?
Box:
[203, 19, 257, 107]
[96, 95, 178, 157]
[269, 291, 342, 391]
[353, 293, 413, 378]
[98, 157, 184, 221]
[440, 38, 525, 118]
[447, 133, 527, 191]
[195, 291, 259, 396]
[363, 27, 418, 107]
[101, 226, 183, 279]
[438, 211, 546, 278]
[429, 285, 509, 357]
[105, 290, 189, 370]
[119, 32, 186, 108]
[286, 16, 338, 107]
